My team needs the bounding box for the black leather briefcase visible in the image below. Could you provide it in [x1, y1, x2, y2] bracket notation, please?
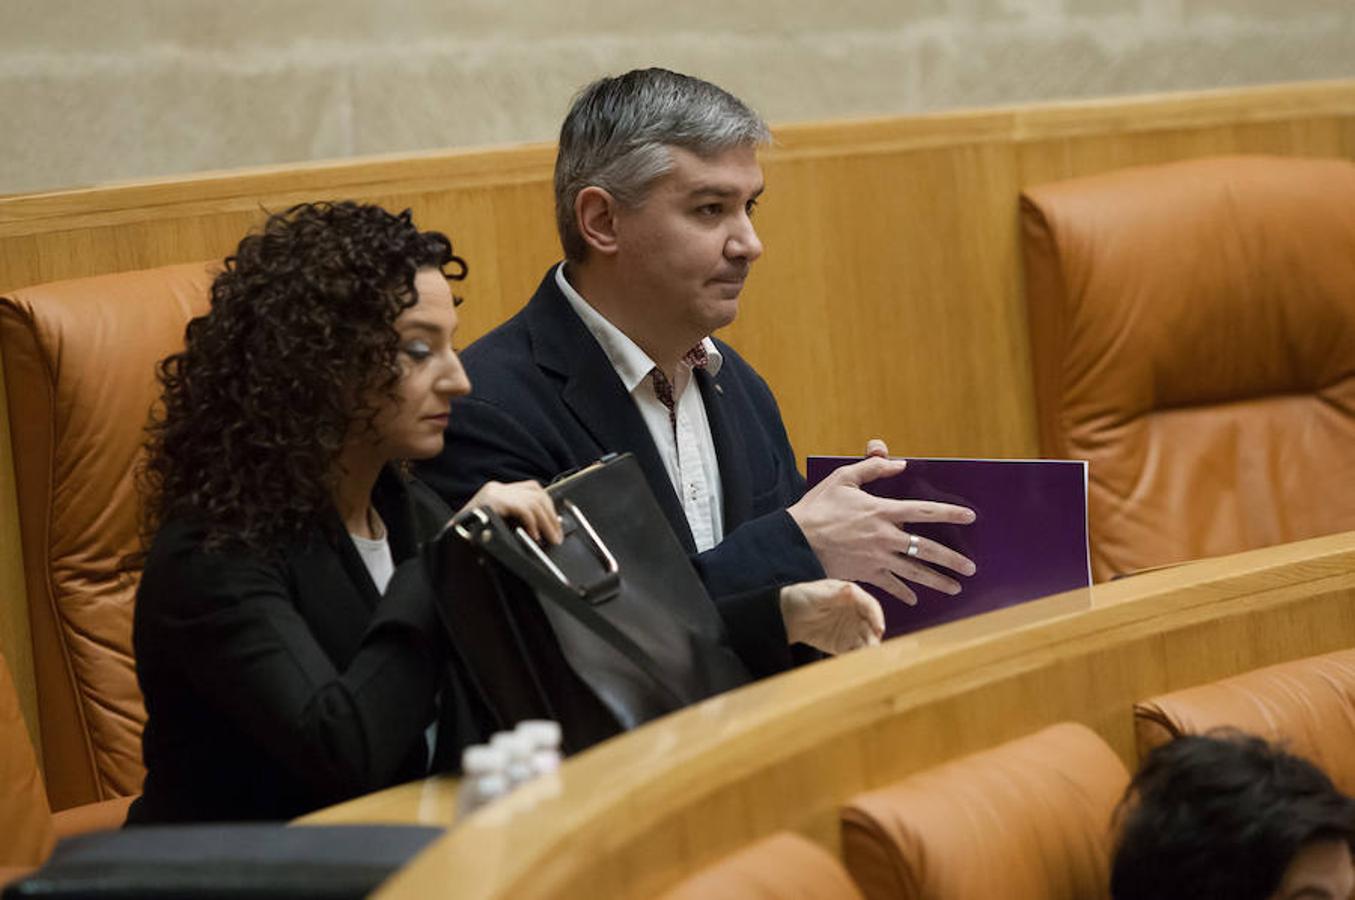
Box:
[432, 453, 752, 754]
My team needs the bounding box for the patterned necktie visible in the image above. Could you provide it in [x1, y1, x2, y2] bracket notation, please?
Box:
[651, 344, 709, 434]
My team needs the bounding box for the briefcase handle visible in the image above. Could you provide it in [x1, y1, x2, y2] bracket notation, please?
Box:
[512, 500, 620, 604]
[454, 502, 621, 605]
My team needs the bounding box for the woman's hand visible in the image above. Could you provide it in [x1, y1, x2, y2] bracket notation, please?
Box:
[460, 479, 563, 545]
[779, 579, 885, 655]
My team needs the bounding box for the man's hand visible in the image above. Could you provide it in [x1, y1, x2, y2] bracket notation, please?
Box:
[779, 579, 885, 654]
[459, 479, 563, 545]
[788, 442, 977, 606]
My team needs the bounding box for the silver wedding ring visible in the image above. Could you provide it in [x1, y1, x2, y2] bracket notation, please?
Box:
[906, 533, 921, 557]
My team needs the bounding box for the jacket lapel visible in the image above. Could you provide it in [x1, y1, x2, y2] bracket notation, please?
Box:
[316, 468, 418, 618]
[696, 366, 753, 535]
[521, 270, 697, 552]
[286, 528, 379, 665]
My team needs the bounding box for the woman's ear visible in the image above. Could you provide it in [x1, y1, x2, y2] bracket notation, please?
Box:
[576, 186, 620, 257]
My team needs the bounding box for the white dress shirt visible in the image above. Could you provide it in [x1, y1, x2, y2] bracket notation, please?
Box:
[555, 264, 725, 551]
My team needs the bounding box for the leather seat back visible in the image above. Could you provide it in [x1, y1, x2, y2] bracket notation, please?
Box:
[1021, 156, 1355, 580]
[658, 831, 864, 900]
[0, 262, 213, 808]
[1134, 647, 1355, 795]
[840, 722, 1128, 900]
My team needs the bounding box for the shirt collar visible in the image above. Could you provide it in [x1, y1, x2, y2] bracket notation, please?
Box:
[554, 263, 723, 391]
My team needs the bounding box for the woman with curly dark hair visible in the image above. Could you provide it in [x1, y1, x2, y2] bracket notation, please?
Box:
[127, 201, 560, 824]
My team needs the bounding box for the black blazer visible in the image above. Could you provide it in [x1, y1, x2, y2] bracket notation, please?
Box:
[418, 267, 825, 671]
[128, 471, 469, 824]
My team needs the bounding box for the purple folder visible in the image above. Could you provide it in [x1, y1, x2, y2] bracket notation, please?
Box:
[806, 456, 1091, 638]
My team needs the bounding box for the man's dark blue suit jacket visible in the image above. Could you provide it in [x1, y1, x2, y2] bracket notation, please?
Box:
[417, 267, 826, 675]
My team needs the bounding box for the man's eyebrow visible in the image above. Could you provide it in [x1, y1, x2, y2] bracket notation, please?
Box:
[686, 184, 765, 200]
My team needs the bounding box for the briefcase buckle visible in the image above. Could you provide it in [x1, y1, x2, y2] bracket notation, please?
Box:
[514, 500, 621, 605]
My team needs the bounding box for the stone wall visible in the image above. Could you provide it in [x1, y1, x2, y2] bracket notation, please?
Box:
[3, 0, 1353, 194]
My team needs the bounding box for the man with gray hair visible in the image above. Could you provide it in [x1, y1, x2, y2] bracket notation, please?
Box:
[420, 68, 974, 667]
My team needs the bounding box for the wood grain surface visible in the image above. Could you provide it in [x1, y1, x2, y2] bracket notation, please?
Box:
[297, 531, 1355, 899]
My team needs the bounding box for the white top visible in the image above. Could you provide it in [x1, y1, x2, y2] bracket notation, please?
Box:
[555, 263, 725, 552]
[348, 528, 394, 594]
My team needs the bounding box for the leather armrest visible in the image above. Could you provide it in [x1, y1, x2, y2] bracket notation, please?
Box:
[50, 795, 135, 841]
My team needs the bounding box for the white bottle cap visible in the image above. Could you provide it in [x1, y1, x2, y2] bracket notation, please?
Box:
[514, 720, 563, 751]
[461, 744, 508, 776]
[491, 731, 534, 759]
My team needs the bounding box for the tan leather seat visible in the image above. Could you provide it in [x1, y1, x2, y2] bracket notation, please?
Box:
[1020, 156, 1355, 581]
[0, 261, 214, 809]
[0, 648, 132, 888]
[840, 722, 1128, 900]
[1134, 648, 1355, 795]
[0, 647, 54, 880]
[657, 831, 863, 900]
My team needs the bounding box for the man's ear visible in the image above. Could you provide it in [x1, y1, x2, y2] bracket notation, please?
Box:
[576, 186, 621, 257]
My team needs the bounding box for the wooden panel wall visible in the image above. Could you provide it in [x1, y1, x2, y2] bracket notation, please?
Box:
[2, 78, 1354, 755]
[5, 80, 1355, 462]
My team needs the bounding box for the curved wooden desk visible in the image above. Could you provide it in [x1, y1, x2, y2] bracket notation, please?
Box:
[304, 531, 1355, 898]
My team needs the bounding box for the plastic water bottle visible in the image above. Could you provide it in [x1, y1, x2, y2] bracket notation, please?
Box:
[455, 744, 509, 819]
[515, 719, 563, 776]
[490, 730, 537, 788]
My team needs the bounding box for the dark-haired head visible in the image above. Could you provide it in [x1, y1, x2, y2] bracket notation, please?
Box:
[139, 200, 467, 555]
[1111, 730, 1355, 900]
